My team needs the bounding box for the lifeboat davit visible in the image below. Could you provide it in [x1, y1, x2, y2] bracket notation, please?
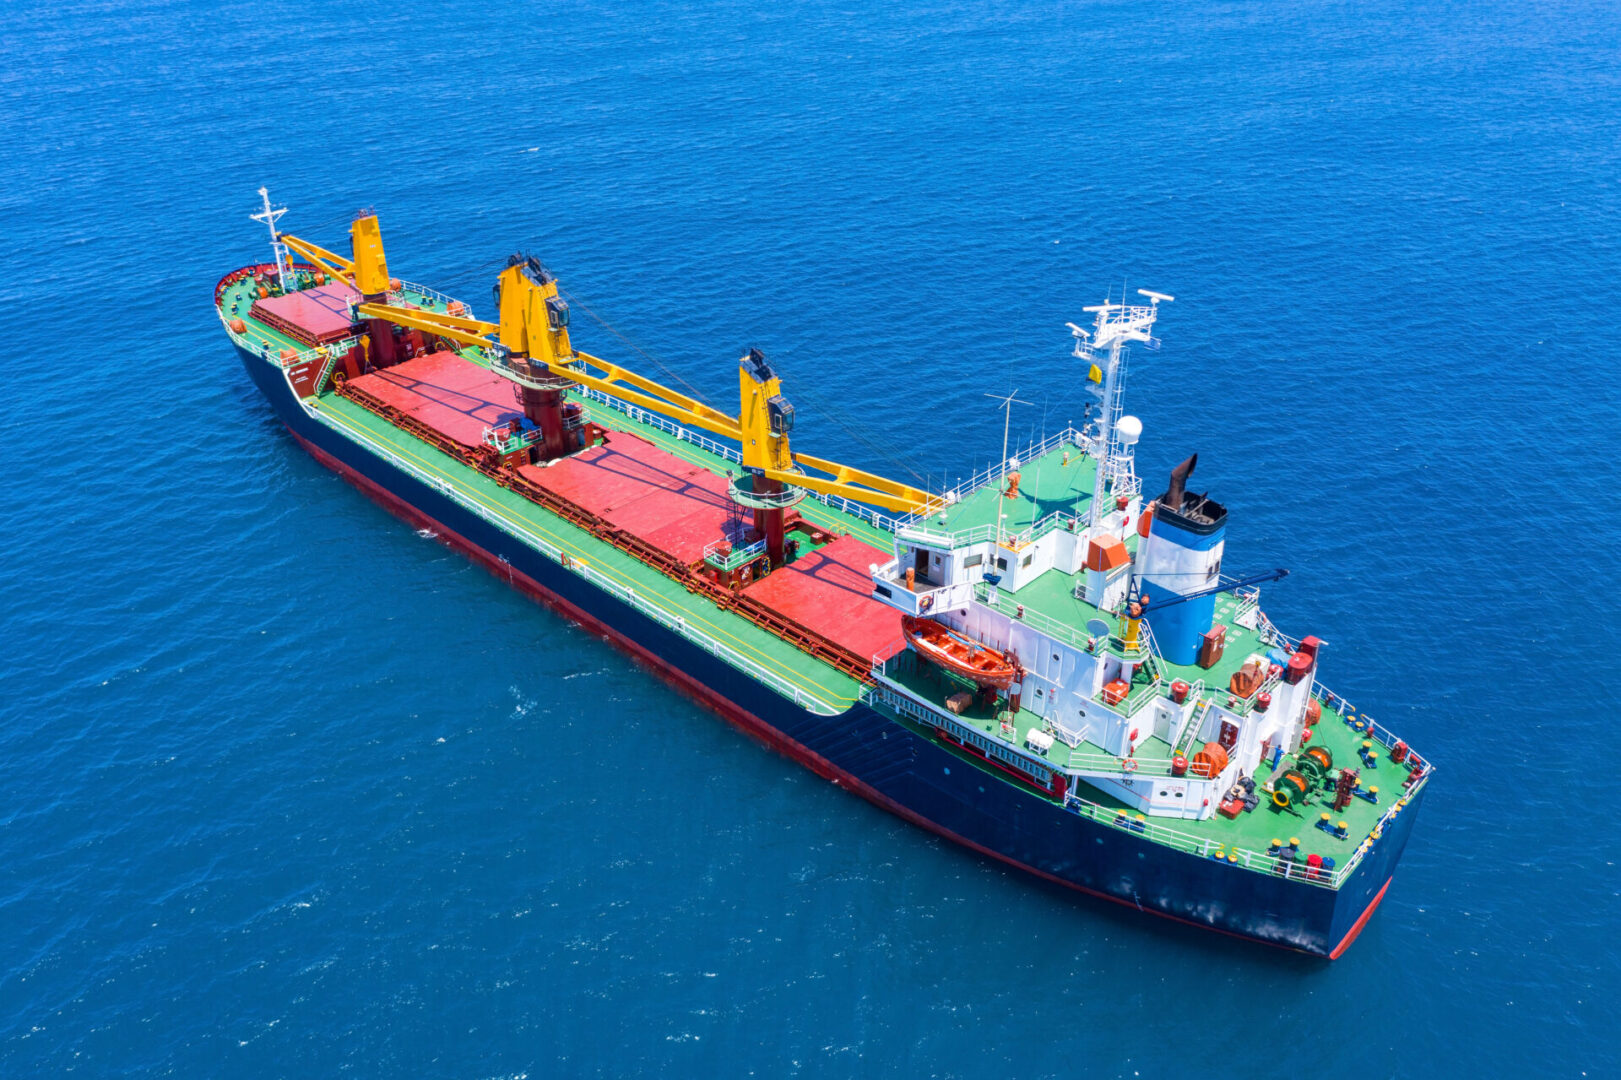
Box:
[901, 615, 1018, 689]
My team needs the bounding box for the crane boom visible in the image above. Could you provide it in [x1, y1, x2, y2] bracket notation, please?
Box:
[354, 300, 746, 443]
[306, 213, 944, 519]
[765, 452, 939, 515]
[278, 213, 392, 295]
[278, 233, 355, 286]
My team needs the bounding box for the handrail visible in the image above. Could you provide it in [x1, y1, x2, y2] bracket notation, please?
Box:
[895, 426, 1085, 531]
[276, 337, 361, 369]
[394, 279, 468, 314]
[1230, 584, 1261, 626]
[898, 506, 1079, 552]
[1060, 793, 1347, 889]
[1255, 608, 1299, 652]
[703, 535, 767, 571]
[868, 655, 1171, 776]
[309, 397, 846, 716]
[867, 658, 1357, 889]
[967, 581, 1164, 717]
[1171, 681, 1208, 756]
[869, 636, 908, 672]
[971, 581, 1096, 650]
[1311, 680, 1426, 767]
[576, 387, 909, 533]
[1065, 748, 1178, 777]
[866, 681, 1060, 785]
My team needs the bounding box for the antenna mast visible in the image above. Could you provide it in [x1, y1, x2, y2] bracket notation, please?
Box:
[1069, 288, 1173, 530]
[251, 186, 293, 294]
[985, 388, 1032, 549]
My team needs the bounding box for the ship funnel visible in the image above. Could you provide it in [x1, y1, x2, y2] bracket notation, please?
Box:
[1137, 453, 1229, 665]
[1166, 454, 1196, 512]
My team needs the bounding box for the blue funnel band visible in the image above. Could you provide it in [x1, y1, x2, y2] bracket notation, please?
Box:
[1140, 590, 1219, 666]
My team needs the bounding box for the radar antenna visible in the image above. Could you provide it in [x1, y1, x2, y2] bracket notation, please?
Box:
[1069, 288, 1173, 530]
[250, 187, 293, 294]
[985, 388, 1032, 549]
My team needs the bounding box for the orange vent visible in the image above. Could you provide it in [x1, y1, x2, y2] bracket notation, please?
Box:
[1085, 535, 1130, 572]
[1190, 742, 1229, 778]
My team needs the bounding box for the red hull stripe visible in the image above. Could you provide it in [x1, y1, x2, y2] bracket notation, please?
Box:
[1329, 876, 1392, 959]
[291, 427, 1334, 958]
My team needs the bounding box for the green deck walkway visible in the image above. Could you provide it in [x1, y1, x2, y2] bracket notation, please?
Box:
[313, 391, 869, 711]
[221, 272, 1424, 885]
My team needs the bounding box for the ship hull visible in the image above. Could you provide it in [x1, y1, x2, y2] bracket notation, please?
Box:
[238, 345, 1423, 957]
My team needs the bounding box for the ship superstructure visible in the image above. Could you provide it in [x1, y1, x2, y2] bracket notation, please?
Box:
[215, 197, 1431, 956]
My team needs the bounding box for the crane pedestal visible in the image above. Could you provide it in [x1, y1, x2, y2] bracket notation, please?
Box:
[363, 312, 403, 368]
[517, 384, 572, 461]
[510, 361, 581, 462]
[729, 473, 806, 568]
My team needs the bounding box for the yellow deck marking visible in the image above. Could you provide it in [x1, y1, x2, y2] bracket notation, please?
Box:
[315, 403, 860, 708]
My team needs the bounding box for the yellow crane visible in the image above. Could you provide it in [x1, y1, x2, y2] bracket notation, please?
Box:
[279, 215, 392, 296]
[276, 214, 948, 561]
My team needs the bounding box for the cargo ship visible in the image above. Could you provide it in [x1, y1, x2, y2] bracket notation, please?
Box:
[216, 190, 1430, 957]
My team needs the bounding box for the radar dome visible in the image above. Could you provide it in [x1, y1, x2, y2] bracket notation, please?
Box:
[1116, 415, 1143, 445]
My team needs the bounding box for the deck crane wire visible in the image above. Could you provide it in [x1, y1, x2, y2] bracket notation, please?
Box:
[290, 210, 947, 516]
[558, 283, 715, 407]
[773, 366, 931, 488]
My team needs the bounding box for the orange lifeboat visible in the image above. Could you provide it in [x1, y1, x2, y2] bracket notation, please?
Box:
[901, 616, 1018, 689]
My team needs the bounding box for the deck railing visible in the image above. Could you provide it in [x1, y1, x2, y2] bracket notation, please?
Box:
[894, 426, 1086, 533]
[576, 387, 910, 534]
[865, 680, 1060, 786]
[1230, 584, 1261, 627]
[1059, 793, 1349, 889]
[393, 280, 468, 314]
[1254, 608, 1300, 652]
[702, 535, 767, 571]
[970, 581, 1096, 651]
[865, 666, 1365, 890]
[276, 337, 361, 369]
[310, 400, 847, 717]
[897, 506, 1080, 552]
[969, 582, 1166, 719]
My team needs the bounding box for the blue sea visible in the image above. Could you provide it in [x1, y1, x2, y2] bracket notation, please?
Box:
[4, 0, 1618, 1074]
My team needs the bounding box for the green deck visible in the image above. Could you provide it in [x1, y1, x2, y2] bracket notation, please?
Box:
[220, 271, 1425, 887]
[220, 269, 888, 714]
[930, 443, 1097, 538]
[316, 391, 870, 709]
[886, 641, 1410, 868]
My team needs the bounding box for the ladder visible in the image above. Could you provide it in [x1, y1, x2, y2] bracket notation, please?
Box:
[1174, 691, 1212, 758]
[1133, 618, 1169, 687]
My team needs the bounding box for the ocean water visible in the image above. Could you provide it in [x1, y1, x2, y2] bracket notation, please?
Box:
[3, 0, 1618, 1074]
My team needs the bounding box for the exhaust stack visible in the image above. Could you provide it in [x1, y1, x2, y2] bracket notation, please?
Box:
[1136, 455, 1229, 665]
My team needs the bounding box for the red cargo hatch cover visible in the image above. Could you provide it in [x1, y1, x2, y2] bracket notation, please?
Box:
[251, 282, 361, 345]
[743, 534, 902, 662]
[517, 433, 735, 563]
[347, 352, 521, 447]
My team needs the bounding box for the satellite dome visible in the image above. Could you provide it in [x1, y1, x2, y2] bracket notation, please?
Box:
[1116, 415, 1143, 445]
